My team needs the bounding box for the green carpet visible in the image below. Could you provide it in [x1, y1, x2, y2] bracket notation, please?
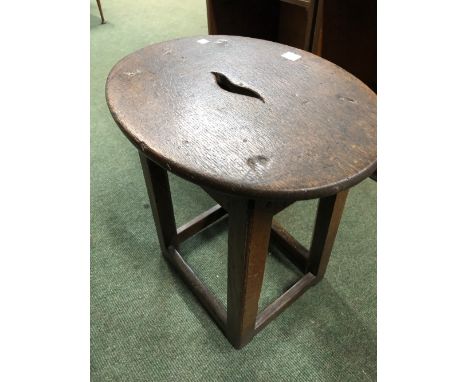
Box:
[91, 1, 377, 380]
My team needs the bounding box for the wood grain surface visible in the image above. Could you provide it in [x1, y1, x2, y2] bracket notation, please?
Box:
[106, 35, 376, 200]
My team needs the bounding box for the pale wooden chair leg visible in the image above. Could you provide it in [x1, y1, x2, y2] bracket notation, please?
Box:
[96, 0, 105, 24]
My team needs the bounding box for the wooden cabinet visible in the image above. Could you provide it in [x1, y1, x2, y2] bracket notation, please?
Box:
[206, 0, 376, 91]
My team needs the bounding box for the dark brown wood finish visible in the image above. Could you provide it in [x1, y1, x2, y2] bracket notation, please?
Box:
[227, 199, 273, 348]
[278, 0, 317, 51]
[136, 171, 350, 347]
[255, 272, 316, 333]
[176, 204, 227, 243]
[307, 190, 348, 279]
[270, 220, 309, 271]
[107, 36, 376, 349]
[206, 0, 376, 91]
[106, 36, 376, 201]
[166, 246, 227, 332]
[311, 0, 377, 91]
[136, 153, 359, 348]
[206, 0, 280, 41]
[139, 155, 230, 332]
[139, 152, 178, 256]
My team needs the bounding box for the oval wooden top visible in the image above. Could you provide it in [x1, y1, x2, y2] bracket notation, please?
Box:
[106, 36, 376, 200]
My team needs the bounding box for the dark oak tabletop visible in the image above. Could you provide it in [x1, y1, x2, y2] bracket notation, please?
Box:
[106, 35, 376, 200]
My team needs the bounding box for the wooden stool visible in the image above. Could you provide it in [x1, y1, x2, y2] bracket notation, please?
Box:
[106, 36, 376, 349]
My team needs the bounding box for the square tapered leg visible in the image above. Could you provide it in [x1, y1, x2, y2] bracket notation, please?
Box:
[139, 152, 178, 256]
[307, 190, 348, 280]
[226, 199, 273, 348]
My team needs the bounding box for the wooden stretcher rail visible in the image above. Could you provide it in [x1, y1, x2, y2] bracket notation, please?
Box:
[255, 272, 316, 333]
[176, 204, 227, 243]
[166, 246, 227, 332]
[270, 220, 309, 271]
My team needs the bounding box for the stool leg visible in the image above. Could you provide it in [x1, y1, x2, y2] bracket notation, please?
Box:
[227, 199, 273, 349]
[306, 190, 348, 280]
[139, 153, 178, 257]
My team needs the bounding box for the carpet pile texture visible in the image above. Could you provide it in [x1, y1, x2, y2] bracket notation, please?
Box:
[91, 1, 376, 380]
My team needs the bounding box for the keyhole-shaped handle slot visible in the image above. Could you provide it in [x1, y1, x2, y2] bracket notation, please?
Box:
[211, 72, 265, 103]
